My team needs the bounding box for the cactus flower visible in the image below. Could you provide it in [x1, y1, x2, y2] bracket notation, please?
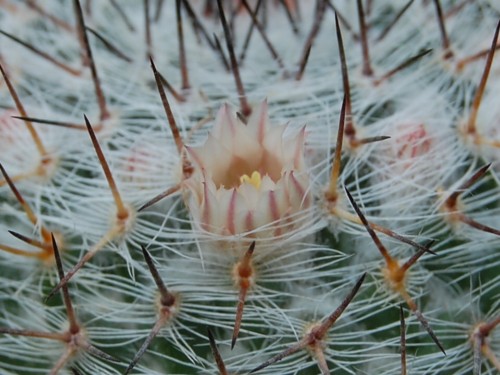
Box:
[184, 102, 311, 247]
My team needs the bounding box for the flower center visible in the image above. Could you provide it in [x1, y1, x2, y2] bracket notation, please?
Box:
[240, 171, 262, 189]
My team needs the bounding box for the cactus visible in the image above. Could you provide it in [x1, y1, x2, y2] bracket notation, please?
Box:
[0, 1, 498, 374]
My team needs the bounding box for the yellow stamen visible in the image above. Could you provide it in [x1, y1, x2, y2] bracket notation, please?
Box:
[240, 171, 262, 189]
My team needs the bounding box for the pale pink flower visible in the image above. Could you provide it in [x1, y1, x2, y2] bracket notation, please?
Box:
[184, 101, 312, 249]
